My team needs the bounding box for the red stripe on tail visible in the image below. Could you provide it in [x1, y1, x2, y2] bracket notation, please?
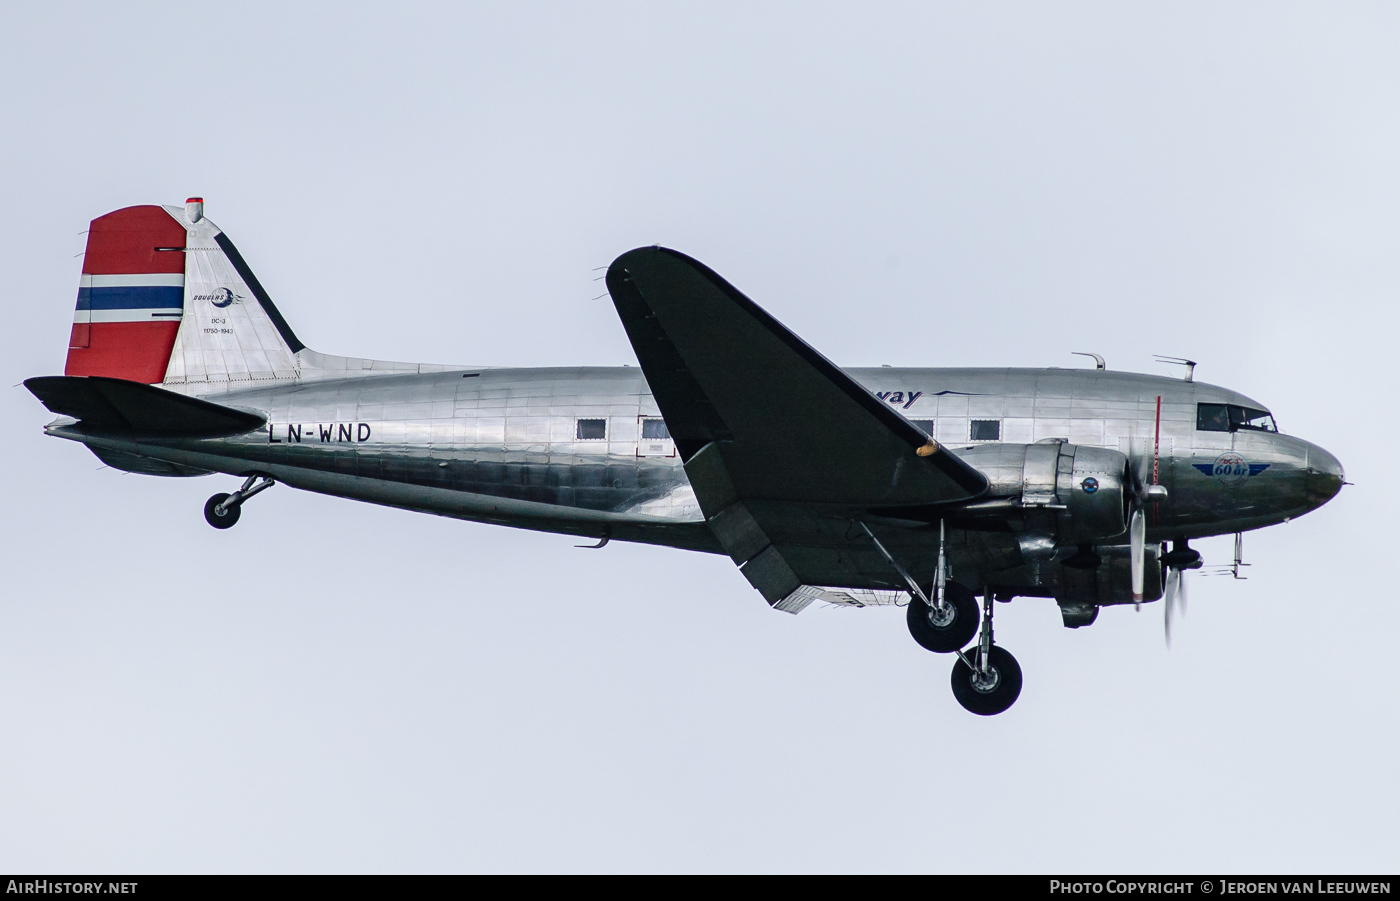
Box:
[82, 206, 185, 275]
[66, 206, 186, 383]
[65, 322, 182, 383]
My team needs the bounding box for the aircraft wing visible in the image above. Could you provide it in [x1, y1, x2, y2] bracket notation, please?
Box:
[606, 247, 989, 611]
[606, 247, 987, 505]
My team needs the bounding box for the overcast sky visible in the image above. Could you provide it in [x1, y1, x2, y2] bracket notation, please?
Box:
[1, 2, 1396, 874]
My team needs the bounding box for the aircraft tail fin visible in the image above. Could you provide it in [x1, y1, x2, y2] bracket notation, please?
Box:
[63, 200, 307, 391]
[64, 205, 188, 383]
[163, 199, 306, 389]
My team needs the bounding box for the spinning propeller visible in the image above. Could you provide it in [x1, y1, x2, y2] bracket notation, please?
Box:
[1128, 394, 1196, 644]
[1160, 540, 1203, 645]
[1129, 396, 1168, 609]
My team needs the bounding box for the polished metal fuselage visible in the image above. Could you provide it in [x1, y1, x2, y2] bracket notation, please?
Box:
[51, 365, 1343, 600]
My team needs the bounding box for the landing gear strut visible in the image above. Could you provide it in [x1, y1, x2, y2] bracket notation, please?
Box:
[860, 520, 1023, 713]
[907, 520, 979, 652]
[204, 475, 274, 529]
[950, 588, 1022, 716]
[861, 521, 979, 653]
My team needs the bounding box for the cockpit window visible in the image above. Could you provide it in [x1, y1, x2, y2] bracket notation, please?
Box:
[1197, 404, 1230, 432]
[1231, 407, 1277, 432]
[1197, 403, 1277, 433]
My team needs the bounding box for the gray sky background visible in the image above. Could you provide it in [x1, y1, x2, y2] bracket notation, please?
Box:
[1, 2, 1396, 873]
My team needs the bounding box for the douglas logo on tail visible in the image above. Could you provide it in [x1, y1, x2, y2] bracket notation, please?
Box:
[22, 197, 1347, 717]
[191, 287, 242, 308]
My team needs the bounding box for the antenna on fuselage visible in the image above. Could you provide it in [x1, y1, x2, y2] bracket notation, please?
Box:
[1072, 352, 1106, 370]
[1154, 355, 1197, 382]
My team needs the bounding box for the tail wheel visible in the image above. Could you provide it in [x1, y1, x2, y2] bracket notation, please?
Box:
[204, 493, 240, 529]
[906, 580, 979, 653]
[950, 645, 1022, 716]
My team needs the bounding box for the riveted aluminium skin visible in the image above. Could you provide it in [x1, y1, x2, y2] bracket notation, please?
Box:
[31, 214, 1343, 611]
[45, 363, 1342, 604]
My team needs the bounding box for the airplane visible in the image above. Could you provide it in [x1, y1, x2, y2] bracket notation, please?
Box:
[24, 199, 1346, 715]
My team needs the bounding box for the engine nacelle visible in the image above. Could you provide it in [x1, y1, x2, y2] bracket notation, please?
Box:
[1059, 540, 1165, 626]
[956, 441, 1130, 544]
[1057, 444, 1131, 543]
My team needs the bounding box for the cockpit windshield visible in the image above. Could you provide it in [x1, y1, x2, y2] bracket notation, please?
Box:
[1197, 403, 1277, 433]
[1232, 406, 1278, 432]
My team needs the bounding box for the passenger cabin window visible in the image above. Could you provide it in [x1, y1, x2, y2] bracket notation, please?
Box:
[910, 419, 934, 436]
[576, 418, 607, 440]
[970, 420, 1001, 441]
[641, 418, 670, 440]
[1197, 404, 1277, 433]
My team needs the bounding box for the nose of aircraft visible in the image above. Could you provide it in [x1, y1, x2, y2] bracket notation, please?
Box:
[1305, 443, 1345, 508]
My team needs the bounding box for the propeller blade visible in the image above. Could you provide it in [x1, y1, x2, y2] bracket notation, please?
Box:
[1163, 567, 1179, 647]
[1180, 566, 1188, 617]
[1129, 506, 1146, 605]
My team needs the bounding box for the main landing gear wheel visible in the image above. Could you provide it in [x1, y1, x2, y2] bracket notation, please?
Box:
[949, 588, 1022, 715]
[204, 493, 240, 529]
[906, 581, 979, 653]
[951, 645, 1022, 716]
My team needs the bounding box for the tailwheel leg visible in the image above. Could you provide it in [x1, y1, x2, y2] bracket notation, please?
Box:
[204, 475, 274, 530]
[950, 587, 1022, 715]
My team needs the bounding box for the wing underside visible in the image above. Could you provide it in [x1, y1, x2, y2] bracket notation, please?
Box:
[606, 247, 989, 610]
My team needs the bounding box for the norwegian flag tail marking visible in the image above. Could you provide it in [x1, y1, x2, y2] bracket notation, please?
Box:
[65, 206, 186, 383]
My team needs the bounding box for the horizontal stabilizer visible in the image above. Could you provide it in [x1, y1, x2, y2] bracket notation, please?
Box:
[25, 375, 266, 437]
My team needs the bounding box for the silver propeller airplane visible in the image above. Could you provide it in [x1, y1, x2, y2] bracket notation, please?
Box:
[26, 200, 1345, 715]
